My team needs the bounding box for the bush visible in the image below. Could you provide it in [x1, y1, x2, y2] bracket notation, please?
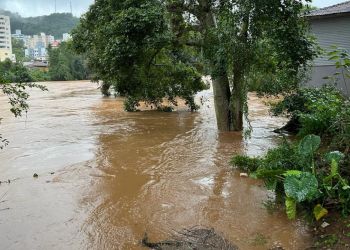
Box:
[272, 86, 344, 137]
[331, 101, 350, 152]
[230, 155, 261, 173]
[124, 96, 141, 112]
[231, 135, 350, 219]
[29, 69, 50, 82]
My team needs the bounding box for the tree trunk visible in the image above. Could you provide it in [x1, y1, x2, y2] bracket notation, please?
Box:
[212, 75, 233, 131]
[231, 67, 244, 131]
[194, 0, 245, 131]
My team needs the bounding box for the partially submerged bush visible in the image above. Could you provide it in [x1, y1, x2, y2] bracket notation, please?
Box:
[231, 135, 350, 219]
[230, 155, 261, 173]
[272, 86, 344, 136]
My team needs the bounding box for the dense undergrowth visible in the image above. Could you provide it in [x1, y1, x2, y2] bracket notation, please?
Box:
[231, 85, 350, 220]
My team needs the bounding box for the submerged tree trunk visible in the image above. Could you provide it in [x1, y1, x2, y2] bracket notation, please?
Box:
[231, 67, 244, 131]
[178, 0, 246, 132]
[212, 75, 233, 131]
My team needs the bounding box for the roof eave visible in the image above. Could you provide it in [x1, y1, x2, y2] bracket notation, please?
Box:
[306, 12, 350, 20]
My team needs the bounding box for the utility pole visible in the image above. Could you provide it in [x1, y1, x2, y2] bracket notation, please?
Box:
[54, 0, 57, 13]
[70, 0, 72, 15]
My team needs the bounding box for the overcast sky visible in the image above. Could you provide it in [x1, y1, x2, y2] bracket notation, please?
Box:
[0, 0, 347, 17]
[0, 0, 94, 17]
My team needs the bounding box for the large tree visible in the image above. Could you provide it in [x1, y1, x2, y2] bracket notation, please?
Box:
[72, 0, 315, 131]
[48, 42, 90, 81]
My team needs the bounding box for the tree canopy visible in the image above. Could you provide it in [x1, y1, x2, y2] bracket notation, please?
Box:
[12, 38, 26, 62]
[48, 42, 90, 81]
[73, 0, 315, 130]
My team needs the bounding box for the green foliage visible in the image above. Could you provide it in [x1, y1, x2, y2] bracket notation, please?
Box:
[0, 10, 79, 39]
[232, 134, 350, 218]
[285, 197, 297, 220]
[124, 97, 140, 112]
[313, 204, 328, 221]
[230, 155, 261, 173]
[72, 0, 315, 120]
[0, 59, 47, 116]
[272, 86, 344, 136]
[12, 38, 25, 62]
[72, 0, 205, 111]
[299, 134, 321, 157]
[315, 234, 339, 248]
[284, 172, 319, 203]
[325, 47, 350, 88]
[331, 101, 350, 151]
[48, 42, 90, 81]
[29, 69, 50, 82]
[0, 59, 47, 149]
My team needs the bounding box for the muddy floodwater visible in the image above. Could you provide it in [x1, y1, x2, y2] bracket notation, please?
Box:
[0, 81, 311, 249]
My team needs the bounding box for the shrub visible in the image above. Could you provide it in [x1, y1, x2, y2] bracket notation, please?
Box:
[230, 155, 261, 173]
[330, 101, 350, 152]
[29, 69, 50, 82]
[272, 86, 344, 136]
[124, 96, 140, 112]
[232, 135, 350, 219]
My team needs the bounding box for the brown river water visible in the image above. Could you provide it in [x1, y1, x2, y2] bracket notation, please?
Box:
[0, 81, 311, 249]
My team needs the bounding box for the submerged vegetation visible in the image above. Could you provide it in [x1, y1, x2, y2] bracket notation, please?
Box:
[231, 45, 350, 222]
[232, 135, 350, 219]
[72, 0, 315, 129]
[232, 51, 350, 221]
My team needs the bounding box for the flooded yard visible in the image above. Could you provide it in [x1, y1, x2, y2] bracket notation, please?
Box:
[0, 81, 311, 249]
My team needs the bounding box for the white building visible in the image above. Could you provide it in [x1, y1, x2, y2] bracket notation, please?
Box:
[62, 33, 72, 42]
[0, 15, 15, 62]
[25, 32, 55, 60]
[12, 29, 30, 46]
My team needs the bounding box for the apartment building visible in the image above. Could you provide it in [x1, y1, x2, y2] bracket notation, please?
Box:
[25, 33, 55, 60]
[0, 15, 15, 62]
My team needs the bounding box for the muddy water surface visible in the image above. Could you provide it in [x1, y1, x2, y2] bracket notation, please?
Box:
[0, 81, 311, 249]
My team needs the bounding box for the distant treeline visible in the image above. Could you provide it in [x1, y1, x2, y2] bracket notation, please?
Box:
[1, 41, 91, 82]
[0, 10, 79, 39]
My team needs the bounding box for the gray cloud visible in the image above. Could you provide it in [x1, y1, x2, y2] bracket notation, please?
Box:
[0, 0, 94, 17]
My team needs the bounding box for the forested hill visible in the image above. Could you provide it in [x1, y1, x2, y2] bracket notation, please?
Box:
[0, 10, 79, 39]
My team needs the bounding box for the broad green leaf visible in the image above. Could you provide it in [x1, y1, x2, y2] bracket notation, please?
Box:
[325, 151, 345, 164]
[284, 172, 319, 202]
[298, 135, 321, 156]
[313, 204, 328, 221]
[285, 197, 297, 220]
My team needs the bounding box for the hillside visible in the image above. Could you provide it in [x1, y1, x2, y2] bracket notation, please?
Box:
[0, 10, 79, 39]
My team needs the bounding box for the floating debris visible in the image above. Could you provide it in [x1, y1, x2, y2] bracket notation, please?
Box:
[33, 173, 39, 178]
[321, 222, 330, 229]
